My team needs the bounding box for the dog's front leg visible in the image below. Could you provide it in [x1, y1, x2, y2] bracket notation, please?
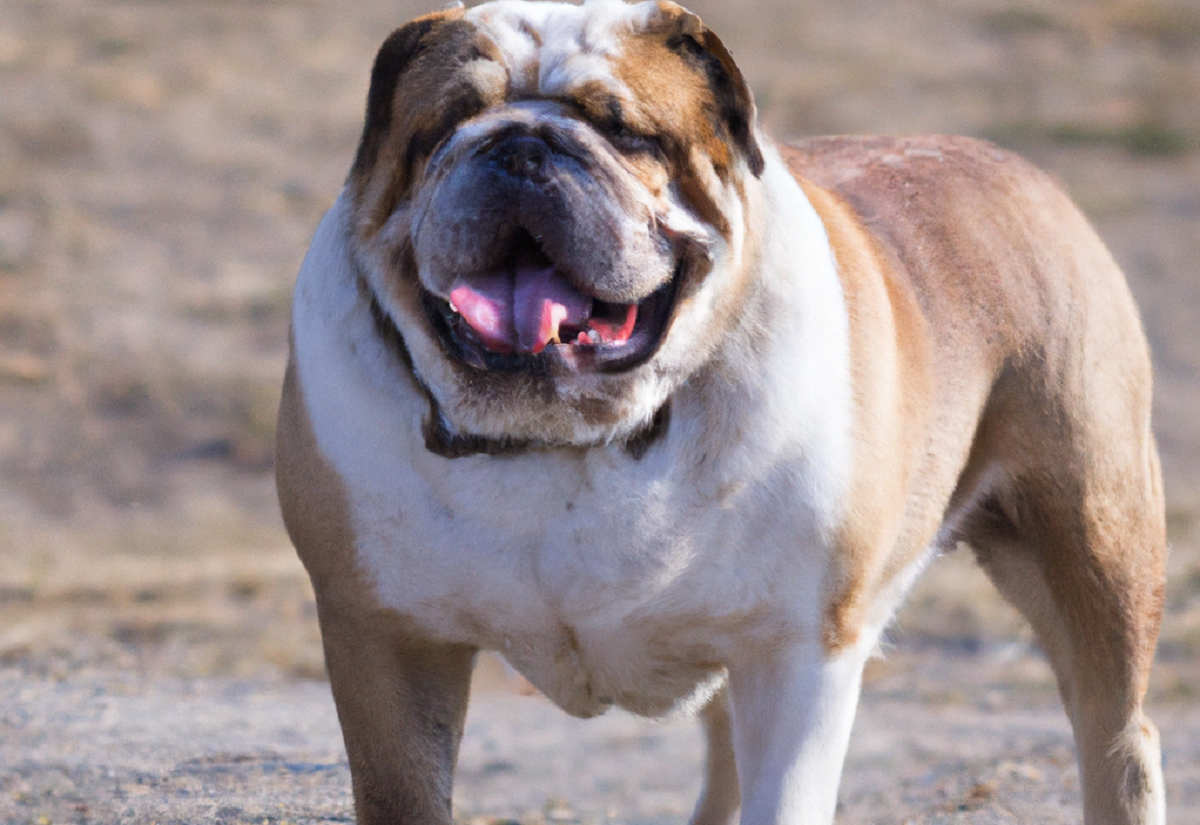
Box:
[726, 640, 869, 825]
[317, 603, 475, 825]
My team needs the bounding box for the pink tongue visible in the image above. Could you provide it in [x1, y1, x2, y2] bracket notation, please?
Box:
[512, 264, 592, 353]
[449, 272, 515, 353]
[450, 263, 592, 354]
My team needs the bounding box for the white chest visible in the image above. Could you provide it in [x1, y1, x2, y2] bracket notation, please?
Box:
[339, 387, 833, 712]
[290, 180, 851, 715]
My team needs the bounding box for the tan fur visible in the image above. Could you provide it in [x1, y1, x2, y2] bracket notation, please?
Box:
[351, 7, 501, 236]
[278, 344, 475, 823]
[791, 174, 934, 652]
[278, 8, 1165, 823]
[786, 136, 1166, 821]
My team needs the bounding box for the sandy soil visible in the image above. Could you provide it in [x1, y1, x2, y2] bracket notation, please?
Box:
[3, 653, 1198, 825]
[0, 0, 1198, 822]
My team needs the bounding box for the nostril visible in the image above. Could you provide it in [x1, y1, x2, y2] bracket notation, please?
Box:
[497, 136, 550, 182]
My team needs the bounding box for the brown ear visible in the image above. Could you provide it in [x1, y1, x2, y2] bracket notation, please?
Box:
[351, 7, 468, 179]
[656, 2, 764, 177]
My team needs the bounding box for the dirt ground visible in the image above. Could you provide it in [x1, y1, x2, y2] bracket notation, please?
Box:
[3, 651, 1199, 824]
[1, 0, 1198, 823]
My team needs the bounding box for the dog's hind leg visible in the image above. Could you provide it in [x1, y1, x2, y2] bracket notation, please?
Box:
[690, 685, 740, 825]
[962, 444, 1167, 824]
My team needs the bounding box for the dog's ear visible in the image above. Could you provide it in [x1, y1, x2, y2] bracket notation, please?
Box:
[653, 2, 764, 177]
[351, 7, 468, 179]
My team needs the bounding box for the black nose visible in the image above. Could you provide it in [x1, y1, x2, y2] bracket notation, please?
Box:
[493, 135, 551, 183]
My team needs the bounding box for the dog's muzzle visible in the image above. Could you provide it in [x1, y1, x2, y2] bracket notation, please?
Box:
[413, 125, 686, 374]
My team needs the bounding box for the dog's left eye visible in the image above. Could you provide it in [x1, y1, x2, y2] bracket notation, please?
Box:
[605, 124, 663, 157]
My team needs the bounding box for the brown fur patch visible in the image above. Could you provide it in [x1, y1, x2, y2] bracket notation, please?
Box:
[783, 138, 1165, 675]
[277, 338, 477, 825]
[788, 174, 933, 652]
[604, 4, 764, 236]
[785, 140, 1165, 817]
[352, 11, 508, 235]
[276, 343, 364, 602]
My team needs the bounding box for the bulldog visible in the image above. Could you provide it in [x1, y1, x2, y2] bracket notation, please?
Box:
[275, 1, 1167, 823]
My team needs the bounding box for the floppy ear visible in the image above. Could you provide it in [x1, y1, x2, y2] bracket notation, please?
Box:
[656, 1, 765, 177]
[351, 7, 468, 179]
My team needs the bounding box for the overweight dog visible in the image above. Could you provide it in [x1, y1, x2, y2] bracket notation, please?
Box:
[276, 2, 1167, 822]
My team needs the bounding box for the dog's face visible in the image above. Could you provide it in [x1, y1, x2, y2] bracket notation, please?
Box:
[348, 0, 764, 447]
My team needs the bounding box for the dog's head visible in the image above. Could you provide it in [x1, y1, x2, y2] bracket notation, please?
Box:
[348, 0, 765, 450]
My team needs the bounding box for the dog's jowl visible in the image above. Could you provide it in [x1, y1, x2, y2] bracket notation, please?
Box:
[276, 2, 1167, 823]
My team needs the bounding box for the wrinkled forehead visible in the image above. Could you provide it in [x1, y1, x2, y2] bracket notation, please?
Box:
[465, 0, 659, 97]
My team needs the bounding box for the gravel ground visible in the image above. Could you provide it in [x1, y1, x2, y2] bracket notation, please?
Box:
[3, 653, 1198, 825]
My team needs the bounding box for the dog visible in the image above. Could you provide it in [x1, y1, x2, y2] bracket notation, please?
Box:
[275, 1, 1168, 822]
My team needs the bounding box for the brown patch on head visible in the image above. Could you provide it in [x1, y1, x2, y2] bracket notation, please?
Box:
[351, 9, 508, 233]
[340, 3, 771, 449]
[517, 18, 543, 47]
[590, 2, 762, 238]
[611, 3, 762, 180]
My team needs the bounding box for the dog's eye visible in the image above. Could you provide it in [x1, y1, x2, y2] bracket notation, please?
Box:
[605, 123, 663, 157]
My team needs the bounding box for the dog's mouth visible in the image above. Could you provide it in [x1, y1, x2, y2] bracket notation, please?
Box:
[425, 230, 678, 374]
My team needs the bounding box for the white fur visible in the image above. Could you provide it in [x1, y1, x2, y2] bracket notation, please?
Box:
[728, 639, 874, 825]
[284, 5, 1171, 825]
[291, 144, 855, 720]
[466, 0, 658, 98]
[365, 86, 730, 446]
[1116, 719, 1166, 825]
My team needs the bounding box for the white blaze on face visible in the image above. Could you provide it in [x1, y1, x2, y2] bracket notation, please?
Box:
[465, 0, 659, 99]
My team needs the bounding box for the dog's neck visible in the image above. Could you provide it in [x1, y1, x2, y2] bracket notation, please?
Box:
[670, 141, 855, 519]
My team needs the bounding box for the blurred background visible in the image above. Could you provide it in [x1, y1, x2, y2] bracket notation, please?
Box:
[0, 0, 1197, 710]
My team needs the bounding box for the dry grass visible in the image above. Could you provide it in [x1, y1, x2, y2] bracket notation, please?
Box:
[0, 0, 1196, 701]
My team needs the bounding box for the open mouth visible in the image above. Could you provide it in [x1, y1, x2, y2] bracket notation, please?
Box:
[425, 230, 678, 374]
